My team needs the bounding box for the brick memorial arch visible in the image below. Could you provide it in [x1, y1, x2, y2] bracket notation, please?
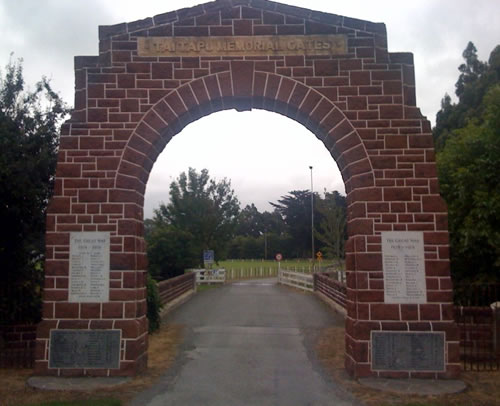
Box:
[36, 0, 459, 379]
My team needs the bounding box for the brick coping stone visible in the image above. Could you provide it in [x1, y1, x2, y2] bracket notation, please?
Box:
[358, 377, 466, 395]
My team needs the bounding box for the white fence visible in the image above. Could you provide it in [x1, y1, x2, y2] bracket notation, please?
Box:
[194, 268, 226, 284]
[226, 267, 278, 280]
[278, 269, 314, 292]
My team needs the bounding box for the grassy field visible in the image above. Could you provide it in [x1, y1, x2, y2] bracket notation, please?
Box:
[211, 258, 343, 280]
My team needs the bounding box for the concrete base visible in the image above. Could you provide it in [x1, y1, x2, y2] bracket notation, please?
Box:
[27, 376, 131, 391]
[358, 378, 466, 395]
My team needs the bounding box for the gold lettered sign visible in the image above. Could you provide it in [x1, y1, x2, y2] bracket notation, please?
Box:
[137, 35, 348, 57]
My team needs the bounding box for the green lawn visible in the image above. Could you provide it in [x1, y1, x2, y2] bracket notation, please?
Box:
[207, 258, 343, 280]
[219, 258, 340, 270]
[188, 258, 344, 281]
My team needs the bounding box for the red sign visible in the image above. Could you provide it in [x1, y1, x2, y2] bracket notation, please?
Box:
[275, 253, 283, 261]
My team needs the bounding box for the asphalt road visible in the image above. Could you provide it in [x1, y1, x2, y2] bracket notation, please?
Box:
[130, 278, 359, 406]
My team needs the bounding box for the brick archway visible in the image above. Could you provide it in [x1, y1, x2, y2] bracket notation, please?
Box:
[37, 0, 459, 379]
[117, 70, 372, 201]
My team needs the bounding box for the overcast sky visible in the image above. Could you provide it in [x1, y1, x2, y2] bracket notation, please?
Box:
[1, 0, 499, 218]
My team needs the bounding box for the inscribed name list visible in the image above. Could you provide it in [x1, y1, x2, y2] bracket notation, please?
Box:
[138, 34, 348, 57]
[381, 231, 426, 304]
[69, 232, 110, 303]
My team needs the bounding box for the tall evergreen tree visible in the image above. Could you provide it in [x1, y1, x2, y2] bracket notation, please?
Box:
[434, 42, 500, 150]
[434, 43, 500, 284]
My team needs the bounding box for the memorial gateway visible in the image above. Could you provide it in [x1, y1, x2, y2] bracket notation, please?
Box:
[36, 0, 459, 379]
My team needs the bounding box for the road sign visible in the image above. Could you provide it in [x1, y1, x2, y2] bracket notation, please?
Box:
[203, 250, 214, 267]
[275, 253, 283, 261]
[316, 251, 323, 260]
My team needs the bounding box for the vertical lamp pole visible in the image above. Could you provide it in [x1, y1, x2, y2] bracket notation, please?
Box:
[309, 166, 315, 266]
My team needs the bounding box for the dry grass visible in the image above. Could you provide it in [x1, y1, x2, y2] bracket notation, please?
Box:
[0, 323, 182, 406]
[316, 326, 500, 406]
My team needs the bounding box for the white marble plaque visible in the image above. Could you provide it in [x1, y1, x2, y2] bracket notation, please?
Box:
[382, 231, 427, 304]
[69, 232, 110, 302]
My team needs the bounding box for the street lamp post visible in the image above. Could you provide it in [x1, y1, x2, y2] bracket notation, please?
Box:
[309, 166, 315, 266]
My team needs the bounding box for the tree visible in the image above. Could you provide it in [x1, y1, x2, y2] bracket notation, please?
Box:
[315, 191, 347, 267]
[455, 42, 487, 100]
[271, 190, 322, 258]
[146, 225, 198, 280]
[146, 168, 240, 279]
[235, 204, 264, 238]
[434, 43, 500, 284]
[0, 57, 68, 323]
[437, 84, 500, 283]
[434, 42, 500, 150]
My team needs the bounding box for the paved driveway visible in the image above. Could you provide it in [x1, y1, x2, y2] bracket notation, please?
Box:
[130, 278, 359, 406]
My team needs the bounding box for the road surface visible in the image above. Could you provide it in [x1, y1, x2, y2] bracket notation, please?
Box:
[130, 278, 359, 406]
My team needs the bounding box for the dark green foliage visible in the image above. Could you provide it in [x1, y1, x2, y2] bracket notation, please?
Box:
[147, 225, 198, 279]
[146, 273, 163, 333]
[437, 85, 500, 283]
[0, 57, 68, 324]
[434, 43, 500, 284]
[271, 190, 319, 258]
[228, 191, 346, 260]
[434, 42, 500, 150]
[235, 204, 265, 238]
[146, 168, 240, 280]
[227, 233, 293, 260]
[315, 191, 347, 266]
[228, 204, 289, 259]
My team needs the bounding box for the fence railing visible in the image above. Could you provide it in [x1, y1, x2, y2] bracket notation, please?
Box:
[314, 273, 347, 309]
[453, 283, 500, 371]
[278, 269, 314, 292]
[0, 324, 37, 369]
[0, 347, 35, 369]
[157, 273, 196, 306]
[225, 267, 278, 280]
[193, 269, 226, 284]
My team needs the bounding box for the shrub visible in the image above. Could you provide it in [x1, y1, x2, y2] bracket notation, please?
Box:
[146, 273, 163, 333]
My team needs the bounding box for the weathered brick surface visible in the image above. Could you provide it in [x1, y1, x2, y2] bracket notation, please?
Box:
[40, 0, 457, 379]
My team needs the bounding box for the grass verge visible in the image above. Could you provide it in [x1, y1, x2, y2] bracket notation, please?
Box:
[196, 283, 223, 292]
[316, 326, 500, 406]
[0, 323, 183, 406]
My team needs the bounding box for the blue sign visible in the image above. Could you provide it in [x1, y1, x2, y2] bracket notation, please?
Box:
[203, 250, 214, 264]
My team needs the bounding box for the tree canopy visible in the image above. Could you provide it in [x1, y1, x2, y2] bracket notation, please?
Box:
[434, 42, 500, 150]
[315, 191, 347, 267]
[434, 43, 500, 284]
[146, 170, 348, 278]
[0, 57, 68, 323]
[146, 168, 240, 279]
[270, 190, 318, 259]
